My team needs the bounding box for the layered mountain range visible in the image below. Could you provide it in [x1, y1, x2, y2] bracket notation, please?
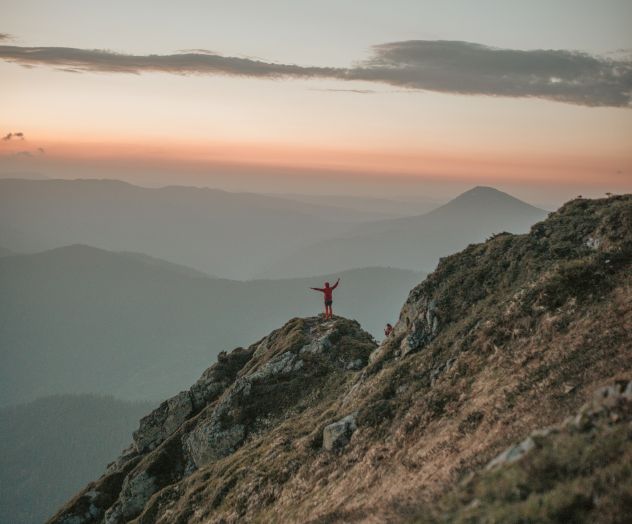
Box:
[0, 180, 546, 279]
[0, 247, 420, 406]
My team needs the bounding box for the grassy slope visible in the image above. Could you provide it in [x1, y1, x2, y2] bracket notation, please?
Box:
[203, 195, 632, 522]
[422, 383, 632, 524]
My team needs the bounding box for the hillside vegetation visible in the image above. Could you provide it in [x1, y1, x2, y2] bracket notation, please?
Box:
[50, 195, 631, 523]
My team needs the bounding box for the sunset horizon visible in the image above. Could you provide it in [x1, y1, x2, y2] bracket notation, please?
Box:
[2, 1, 631, 207]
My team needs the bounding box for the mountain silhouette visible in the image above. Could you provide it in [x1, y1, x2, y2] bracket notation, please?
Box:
[0, 178, 399, 279]
[260, 186, 547, 277]
[0, 244, 421, 406]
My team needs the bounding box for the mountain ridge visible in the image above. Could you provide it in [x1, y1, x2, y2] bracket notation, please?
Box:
[49, 194, 632, 523]
[0, 178, 388, 279]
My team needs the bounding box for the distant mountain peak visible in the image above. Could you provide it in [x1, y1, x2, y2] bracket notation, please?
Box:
[429, 185, 544, 216]
[465, 185, 501, 193]
[454, 185, 525, 201]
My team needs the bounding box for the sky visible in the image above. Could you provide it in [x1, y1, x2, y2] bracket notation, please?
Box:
[1, 0, 631, 206]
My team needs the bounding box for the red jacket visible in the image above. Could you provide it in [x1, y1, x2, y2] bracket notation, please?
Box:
[311, 280, 339, 301]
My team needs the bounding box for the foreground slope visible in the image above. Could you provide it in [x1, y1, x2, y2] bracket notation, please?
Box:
[421, 381, 632, 523]
[0, 246, 419, 405]
[51, 195, 631, 523]
[50, 317, 377, 523]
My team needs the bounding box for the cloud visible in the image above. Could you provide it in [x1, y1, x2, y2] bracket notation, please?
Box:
[2, 132, 25, 141]
[0, 45, 338, 78]
[0, 33, 11, 41]
[349, 41, 632, 108]
[0, 40, 630, 107]
[310, 88, 377, 94]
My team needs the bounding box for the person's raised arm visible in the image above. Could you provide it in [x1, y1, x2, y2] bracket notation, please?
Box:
[310, 287, 324, 292]
[331, 278, 340, 290]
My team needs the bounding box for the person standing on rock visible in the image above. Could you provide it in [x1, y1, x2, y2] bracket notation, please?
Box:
[310, 278, 340, 319]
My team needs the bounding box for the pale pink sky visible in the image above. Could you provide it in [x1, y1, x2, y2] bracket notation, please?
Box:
[1, 1, 631, 207]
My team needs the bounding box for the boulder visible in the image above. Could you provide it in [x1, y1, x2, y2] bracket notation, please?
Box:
[323, 414, 358, 451]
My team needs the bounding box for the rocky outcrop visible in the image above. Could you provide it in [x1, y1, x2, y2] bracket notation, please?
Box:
[48, 316, 375, 524]
[50, 195, 632, 524]
[133, 346, 254, 454]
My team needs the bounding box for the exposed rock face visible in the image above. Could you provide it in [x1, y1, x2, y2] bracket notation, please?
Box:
[49, 316, 375, 524]
[50, 195, 632, 524]
[133, 347, 254, 454]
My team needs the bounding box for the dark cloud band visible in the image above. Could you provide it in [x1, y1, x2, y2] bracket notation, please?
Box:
[0, 40, 630, 107]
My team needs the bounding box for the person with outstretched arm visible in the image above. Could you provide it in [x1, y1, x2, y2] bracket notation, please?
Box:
[310, 278, 340, 319]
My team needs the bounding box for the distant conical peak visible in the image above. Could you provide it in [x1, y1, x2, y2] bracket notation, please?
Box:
[458, 186, 512, 198]
[436, 185, 541, 212]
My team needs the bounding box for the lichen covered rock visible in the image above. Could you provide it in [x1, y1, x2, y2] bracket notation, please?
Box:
[48, 316, 375, 524]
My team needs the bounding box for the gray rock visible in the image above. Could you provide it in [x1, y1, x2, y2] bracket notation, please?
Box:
[184, 335, 334, 468]
[399, 296, 441, 356]
[585, 236, 601, 250]
[131, 346, 254, 454]
[134, 391, 193, 452]
[432, 315, 440, 335]
[249, 351, 298, 381]
[299, 326, 334, 354]
[486, 436, 535, 469]
[184, 419, 247, 467]
[104, 470, 156, 524]
[592, 382, 631, 409]
[323, 414, 357, 451]
[346, 358, 364, 370]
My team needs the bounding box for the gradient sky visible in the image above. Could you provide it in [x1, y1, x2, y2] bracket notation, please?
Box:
[1, 0, 631, 206]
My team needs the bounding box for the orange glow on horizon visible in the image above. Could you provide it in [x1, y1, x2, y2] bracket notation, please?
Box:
[2, 133, 626, 188]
